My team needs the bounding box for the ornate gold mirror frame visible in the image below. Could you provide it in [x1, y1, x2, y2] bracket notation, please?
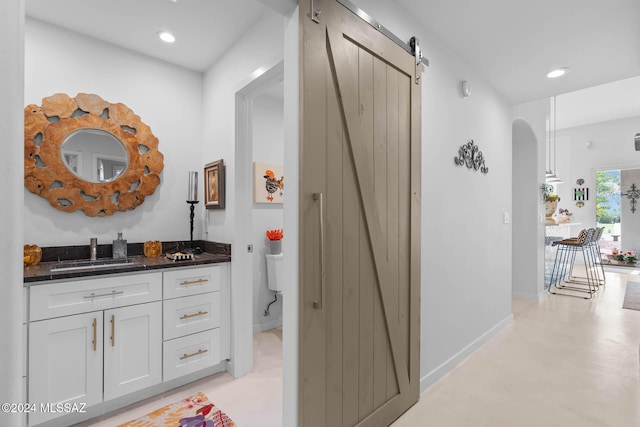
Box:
[24, 93, 164, 216]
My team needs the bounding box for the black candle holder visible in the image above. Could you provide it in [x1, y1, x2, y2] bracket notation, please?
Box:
[186, 200, 200, 253]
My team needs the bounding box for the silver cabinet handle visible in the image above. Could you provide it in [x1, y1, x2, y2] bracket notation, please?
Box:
[110, 314, 115, 347]
[180, 349, 208, 360]
[313, 193, 325, 310]
[180, 278, 208, 286]
[83, 290, 124, 299]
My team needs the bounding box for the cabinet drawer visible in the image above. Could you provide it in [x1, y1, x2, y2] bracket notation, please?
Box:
[29, 272, 162, 321]
[163, 292, 220, 340]
[163, 266, 221, 299]
[163, 329, 221, 382]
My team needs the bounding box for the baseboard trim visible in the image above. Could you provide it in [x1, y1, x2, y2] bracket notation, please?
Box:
[420, 313, 513, 393]
[512, 289, 548, 301]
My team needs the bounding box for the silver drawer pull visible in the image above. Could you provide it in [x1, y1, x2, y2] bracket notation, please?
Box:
[180, 349, 208, 360]
[180, 310, 208, 320]
[110, 314, 115, 347]
[180, 278, 208, 286]
[83, 290, 124, 299]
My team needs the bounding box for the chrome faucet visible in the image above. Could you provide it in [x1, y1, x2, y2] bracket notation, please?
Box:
[90, 237, 98, 261]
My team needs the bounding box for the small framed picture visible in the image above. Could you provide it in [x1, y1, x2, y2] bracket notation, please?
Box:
[573, 187, 589, 201]
[253, 161, 284, 203]
[204, 159, 225, 209]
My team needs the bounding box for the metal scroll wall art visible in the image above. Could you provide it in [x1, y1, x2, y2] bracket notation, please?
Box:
[624, 183, 640, 213]
[454, 139, 488, 174]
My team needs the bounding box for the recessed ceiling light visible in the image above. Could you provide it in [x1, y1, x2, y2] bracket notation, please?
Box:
[547, 68, 569, 79]
[157, 31, 176, 43]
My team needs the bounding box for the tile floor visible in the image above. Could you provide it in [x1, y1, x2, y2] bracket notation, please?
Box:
[77, 269, 640, 426]
[393, 269, 640, 426]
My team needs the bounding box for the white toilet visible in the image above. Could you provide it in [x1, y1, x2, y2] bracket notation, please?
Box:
[265, 253, 284, 292]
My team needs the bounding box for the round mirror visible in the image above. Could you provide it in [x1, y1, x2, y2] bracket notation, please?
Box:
[24, 93, 164, 216]
[61, 129, 129, 183]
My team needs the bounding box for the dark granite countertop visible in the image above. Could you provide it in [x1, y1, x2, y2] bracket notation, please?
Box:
[24, 240, 231, 284]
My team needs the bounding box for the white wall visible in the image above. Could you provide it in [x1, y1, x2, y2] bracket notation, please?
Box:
[200, 6, 284, 380]
[252, 93, 284, 332]
[24, 18, 204, 247]
[0, 1, 26, 425]
[349, 0, 514, 391]
[201, 12, 284, 245]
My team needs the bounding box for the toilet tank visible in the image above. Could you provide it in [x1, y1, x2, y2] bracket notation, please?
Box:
[265, 253, 284, 292]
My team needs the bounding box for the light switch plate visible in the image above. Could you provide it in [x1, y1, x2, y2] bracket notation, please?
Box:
[503, 212, 510, 224]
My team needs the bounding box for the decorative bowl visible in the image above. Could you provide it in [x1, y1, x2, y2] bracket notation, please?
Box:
[23, 244, 42, 266]
[144, 240, 162, 257]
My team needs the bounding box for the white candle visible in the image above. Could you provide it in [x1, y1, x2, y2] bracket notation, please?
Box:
[188, 171, 198, 202]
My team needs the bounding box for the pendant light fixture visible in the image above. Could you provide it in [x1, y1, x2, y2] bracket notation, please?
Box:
[546, 95, 563, 183]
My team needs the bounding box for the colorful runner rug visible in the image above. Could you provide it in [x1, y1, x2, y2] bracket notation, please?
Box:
[118, 392, 235, 427]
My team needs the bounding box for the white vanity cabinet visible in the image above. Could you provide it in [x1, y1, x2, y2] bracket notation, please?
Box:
[27, 272, 163, 426]
[26, 263, 229, 427]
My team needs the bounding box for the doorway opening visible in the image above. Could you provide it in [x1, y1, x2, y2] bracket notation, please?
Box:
[251, 80, 285, 334]
[233, 60, 284, 424]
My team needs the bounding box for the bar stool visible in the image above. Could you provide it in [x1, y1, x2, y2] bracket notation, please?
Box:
[549, 228, 598, 299]
[565, 227, 606, 287]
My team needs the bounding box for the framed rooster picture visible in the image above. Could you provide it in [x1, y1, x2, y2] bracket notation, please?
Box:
[254, 161, 284, 203]
[204, 159, 225, 209]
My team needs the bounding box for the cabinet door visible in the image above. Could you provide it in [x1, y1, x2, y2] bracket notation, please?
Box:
[104, 302, 162, 401]
[29, 312, 103, 425]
